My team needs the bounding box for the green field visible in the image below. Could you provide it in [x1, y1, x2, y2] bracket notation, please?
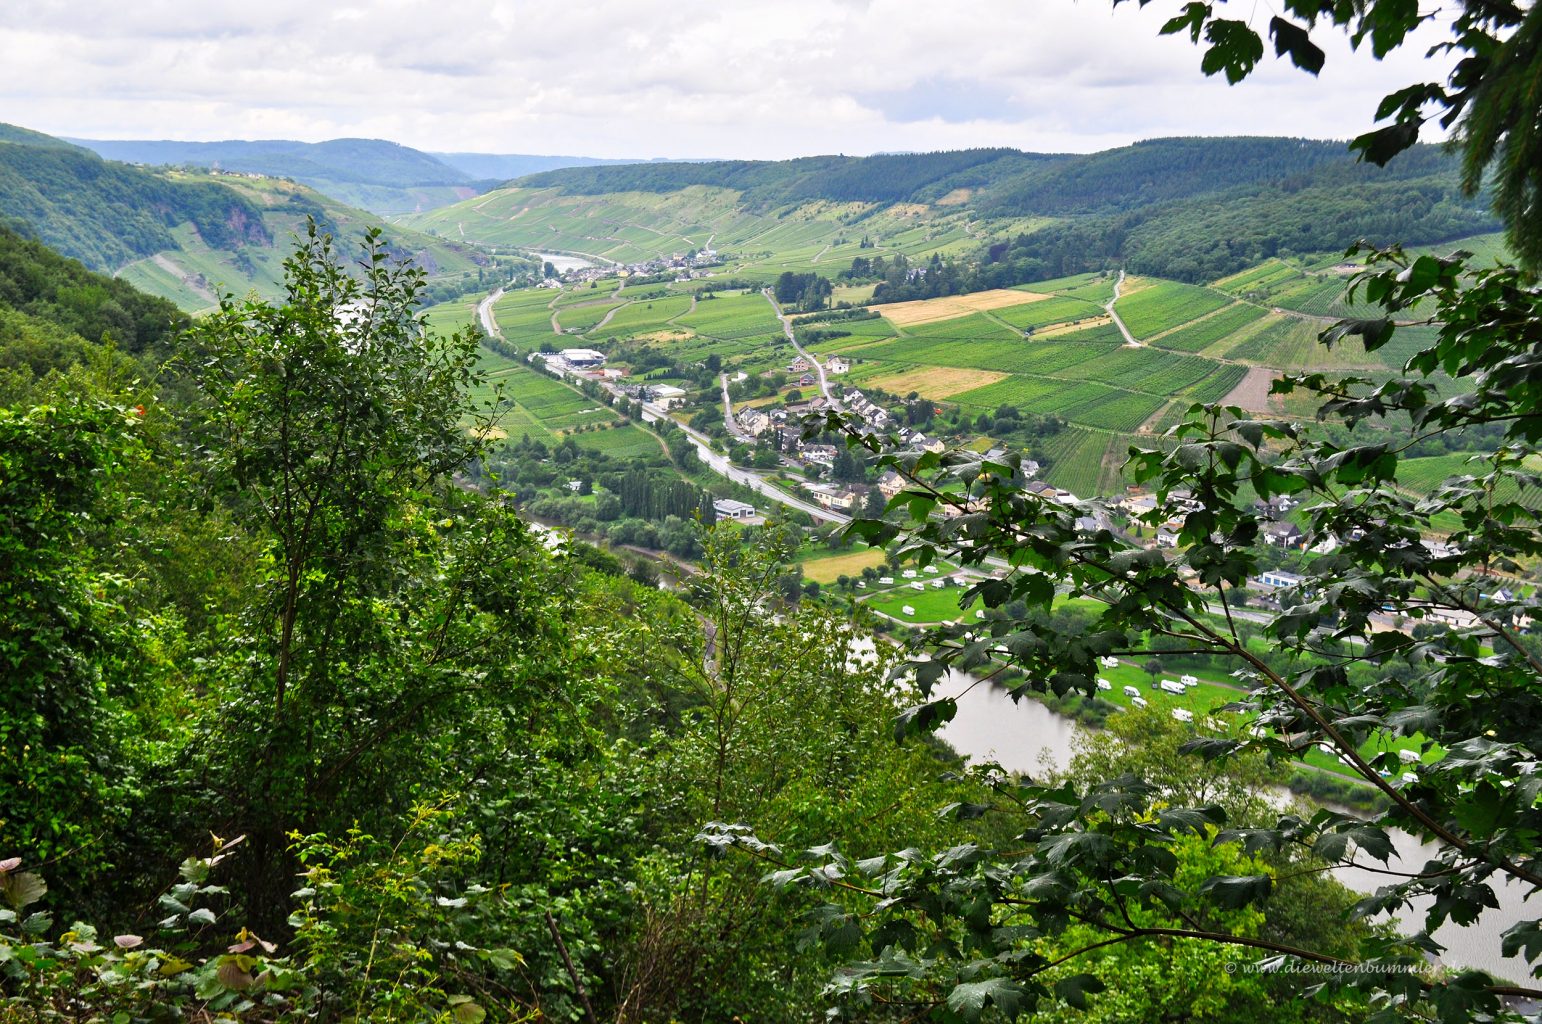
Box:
[1147, 302, 1268, 353]
[1116, 281, 1233, 338]
[992, 295, 1106, 332]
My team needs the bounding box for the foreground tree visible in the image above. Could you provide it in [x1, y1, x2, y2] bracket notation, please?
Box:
[696, 8, 1542, 1019]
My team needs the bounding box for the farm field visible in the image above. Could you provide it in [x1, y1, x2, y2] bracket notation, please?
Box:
[555, 300, 625, 333]
[594, 294, 695, 336]
[866, 366, 1009, 399]
[874, 288, 1053, 327]
[1147, 301, 1268, 353]
[1115, 280, 1232, 338]
[675, 292, 781, 340]
[991, 295, 1107, 332]
[801, 548, 889, 583]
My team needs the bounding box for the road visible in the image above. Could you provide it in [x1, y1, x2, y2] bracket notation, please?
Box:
[1105, 269, 1140, 347]
[633, 401, 840, 520]
[763, 288, 835, 403]
[477, 288, 505, 338]
[719, 373, 749, 440]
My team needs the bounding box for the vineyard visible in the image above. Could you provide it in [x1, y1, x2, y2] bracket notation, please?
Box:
[555, 300, 625, 333]
[991, 294, 1106, 332]
[1115, 280, 1232, 338]
[675, 292, 781, 340]
[594, 294, 695, 336]
[1147, 302, 1267, 353]
[1037, 427, 1110, 496]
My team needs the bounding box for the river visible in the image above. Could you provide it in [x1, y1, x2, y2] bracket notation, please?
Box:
[535, 252, 597, 273]
[930, 669, 1529, 984]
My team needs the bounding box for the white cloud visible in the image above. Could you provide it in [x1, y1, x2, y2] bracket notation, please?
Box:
[0, 0, 1458, 158]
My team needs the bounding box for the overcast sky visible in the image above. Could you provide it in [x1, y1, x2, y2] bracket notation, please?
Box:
[2, 0, 1454, 159]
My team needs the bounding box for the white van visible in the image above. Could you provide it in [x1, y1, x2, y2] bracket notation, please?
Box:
[1122, 685, 1141, 698]
[1171, 708, 1194, 723]
[879, 576, 894, 585]
[1159, 679, 1186, 695]
[1096, 678, 1112, 691]
[909, 581, 925, 591]
[902, 569, 917, 579]
[1180, 674, 1198, 686]
[1131, 695, 1148, 708]
[1100, 656, 1120, 668]
[901, 605, 916, 616]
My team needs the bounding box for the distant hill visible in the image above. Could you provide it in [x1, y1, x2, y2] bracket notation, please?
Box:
[0, 131, 272, 271]
[0, 124, 493, 311]
[472, 137, 1497, 282]
[431, 152, 654, 182]
[63, 136, 491, 214]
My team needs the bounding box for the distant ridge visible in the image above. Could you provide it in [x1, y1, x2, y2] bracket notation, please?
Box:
[417, 136, 1496, 283]
[430, 152, 658, 182]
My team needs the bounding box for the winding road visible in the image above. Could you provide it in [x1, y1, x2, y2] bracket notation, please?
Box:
[1106, 269, 1141, 347]
[763, 288, 836, 403]
[477, 288, 504, 339]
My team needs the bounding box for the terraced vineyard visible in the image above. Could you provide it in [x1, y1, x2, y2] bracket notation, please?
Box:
[1115, 280, 1234, 338]
[1147, 302, 1267, 353]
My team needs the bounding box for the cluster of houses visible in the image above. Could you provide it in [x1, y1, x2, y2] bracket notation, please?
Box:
[541, 248, 724, 289]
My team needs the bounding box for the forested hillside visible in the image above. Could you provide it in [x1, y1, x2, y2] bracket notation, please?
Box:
[68, 136, 495, 213]
[0, 132, 270, 271]
[0, 123, 499, 311]
[484, 137, 1495, 282]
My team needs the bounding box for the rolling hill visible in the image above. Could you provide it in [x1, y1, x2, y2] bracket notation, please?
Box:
[0, 123, 495, 312]
[416, 137, 1497, 285]
[64, 136, 489, 213]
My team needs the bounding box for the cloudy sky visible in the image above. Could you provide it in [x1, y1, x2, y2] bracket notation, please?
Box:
[2, 0, 1454, 159]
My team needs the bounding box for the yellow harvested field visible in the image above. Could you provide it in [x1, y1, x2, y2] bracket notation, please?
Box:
[801, 548, 888, 583]
[877, 289, 1053, 327]
[868, 366, 1010, 400]
[1035, 315, 1112, 337]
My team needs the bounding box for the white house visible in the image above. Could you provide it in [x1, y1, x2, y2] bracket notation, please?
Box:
[825, 356, 850, 374]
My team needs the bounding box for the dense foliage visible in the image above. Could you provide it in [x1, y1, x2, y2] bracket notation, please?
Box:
[0, 132, 270, 270]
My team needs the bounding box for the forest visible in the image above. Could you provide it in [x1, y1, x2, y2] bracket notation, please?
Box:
[0, 131, 272, 270]
[0, 220, 1417, 1024]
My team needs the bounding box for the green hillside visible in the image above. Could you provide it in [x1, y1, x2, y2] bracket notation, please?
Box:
[430, 137, 1495, 287]
[67, 136, 494, 213]
[111, 172, 488, 311]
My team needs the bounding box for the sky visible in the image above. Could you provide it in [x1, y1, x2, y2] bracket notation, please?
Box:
[1, 0, 1456, 159]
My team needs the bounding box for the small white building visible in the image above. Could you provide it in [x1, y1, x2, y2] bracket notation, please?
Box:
[713, 498, 756, 520]
[825, 356, 850, 374]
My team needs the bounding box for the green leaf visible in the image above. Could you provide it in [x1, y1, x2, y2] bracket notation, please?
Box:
[1198, 874, 1272, 908]
[1269, 16, 1325, 74]
[946, 977, 1027, 1023]
[893, 698, 956, 742]
[1054, 973, 1106, 1010]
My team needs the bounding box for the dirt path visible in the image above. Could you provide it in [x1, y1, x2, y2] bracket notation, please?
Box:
[1106, 268, 1140, 347]
[1220, 365, 1277, 413]
[590, 301, 628, 334]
